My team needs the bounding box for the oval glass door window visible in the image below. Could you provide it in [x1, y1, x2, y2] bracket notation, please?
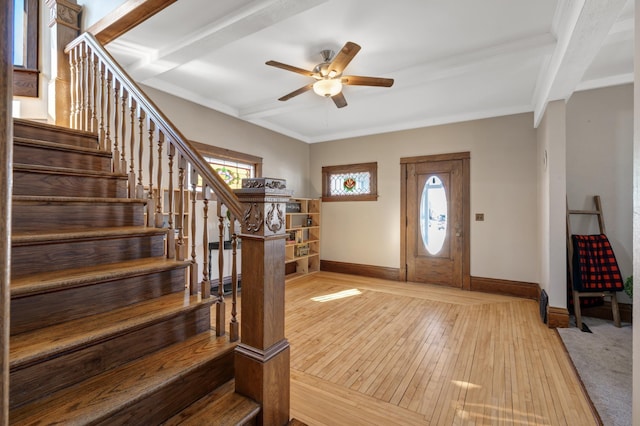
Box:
[420, 175, 447, 255]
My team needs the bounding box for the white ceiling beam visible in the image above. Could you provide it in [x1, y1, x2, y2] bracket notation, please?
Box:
[122, 0, 327, 82]
[239, 33, 556, 121]
[532, 0, 628, 127]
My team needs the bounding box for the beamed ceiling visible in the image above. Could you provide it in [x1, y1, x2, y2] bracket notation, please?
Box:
[106, 0, 634, 143]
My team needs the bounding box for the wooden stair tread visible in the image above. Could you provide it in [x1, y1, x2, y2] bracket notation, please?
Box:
[13, 163, 126, 178]
[10, 291, 213, 369]
[10, 330, 233, 425]
[12, 195, 147, 204]
[12, 225, 167, 244]
[11, 257, 187, 297]
[13, 118, 96, 138]
[164, 380, 260, 426]
[14, 136, 111, 156]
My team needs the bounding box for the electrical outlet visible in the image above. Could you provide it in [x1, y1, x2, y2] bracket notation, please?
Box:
[475, 213, 485, 221]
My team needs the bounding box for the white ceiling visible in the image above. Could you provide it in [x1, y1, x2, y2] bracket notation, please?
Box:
[106, 0, 634, 143]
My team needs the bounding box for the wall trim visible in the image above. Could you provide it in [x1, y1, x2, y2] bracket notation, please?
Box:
[470, 276, 540, 300]
[547, 306, 570, 328]
[320, 260, 400, 281]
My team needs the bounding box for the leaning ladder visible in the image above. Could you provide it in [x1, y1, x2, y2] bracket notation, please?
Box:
[566, 195, 621, 329]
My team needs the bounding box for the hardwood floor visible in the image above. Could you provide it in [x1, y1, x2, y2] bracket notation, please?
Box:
[223, 271, 597, 425]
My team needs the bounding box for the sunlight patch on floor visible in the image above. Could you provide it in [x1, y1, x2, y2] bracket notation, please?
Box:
[311, 288, 362, 302]
[451, 379, 481, 390]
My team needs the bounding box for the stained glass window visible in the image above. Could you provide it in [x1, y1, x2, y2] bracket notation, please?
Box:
[204, 156, 253, 190]
[322, 162, 378, 202]
[190, 140, 262, 191]
[328, 171, 371, 196]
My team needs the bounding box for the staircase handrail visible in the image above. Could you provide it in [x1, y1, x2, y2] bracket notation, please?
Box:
[64, 32, 243, 219]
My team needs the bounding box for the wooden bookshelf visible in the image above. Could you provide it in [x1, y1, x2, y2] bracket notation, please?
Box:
[285, 198, 320, 279]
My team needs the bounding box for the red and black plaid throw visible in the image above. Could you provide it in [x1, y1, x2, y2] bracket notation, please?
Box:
[571, 234, 624, 292]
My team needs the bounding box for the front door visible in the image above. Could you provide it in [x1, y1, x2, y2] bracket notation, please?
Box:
[402, 153, 469, 288]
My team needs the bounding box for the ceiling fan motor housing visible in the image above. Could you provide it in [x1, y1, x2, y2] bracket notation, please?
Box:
[266, 41, 393, 108]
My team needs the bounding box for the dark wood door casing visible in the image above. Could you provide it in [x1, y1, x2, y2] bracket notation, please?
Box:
[400, 152, 470, 289]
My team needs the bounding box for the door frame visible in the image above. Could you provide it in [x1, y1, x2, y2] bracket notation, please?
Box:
[400, 152, 471, 289]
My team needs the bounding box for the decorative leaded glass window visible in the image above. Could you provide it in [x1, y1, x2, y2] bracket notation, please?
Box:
[322, 162, 378, 202]
[190, 140, 262, 190]
[203, 156, 253, 190]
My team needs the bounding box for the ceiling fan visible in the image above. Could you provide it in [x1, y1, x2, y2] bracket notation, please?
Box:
[266, 41, 394, 108]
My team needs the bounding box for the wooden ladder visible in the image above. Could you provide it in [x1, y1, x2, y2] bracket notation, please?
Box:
[566, 195, 621, 329]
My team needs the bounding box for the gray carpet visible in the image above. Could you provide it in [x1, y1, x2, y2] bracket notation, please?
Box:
[557, 316, 632, 426]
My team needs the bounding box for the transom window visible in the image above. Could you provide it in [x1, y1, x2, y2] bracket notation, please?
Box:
[191, 140, 262, 190]
[203, 156, 254, 190]
[322, 162, 378, 202]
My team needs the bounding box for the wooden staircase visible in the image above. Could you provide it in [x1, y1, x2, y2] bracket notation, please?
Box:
[8, 119, 260, 424]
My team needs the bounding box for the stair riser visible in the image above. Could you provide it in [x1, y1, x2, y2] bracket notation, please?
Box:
[14, 120, 98, 148]
[10, 306, 212, 410]
[11, 267, 188, 335]
[12, 201, 145, 232]
[13, 170, 127, 198]
[14, 143, 112, 172]
[95, 351, 235, 425]
[11, 234, 166, 279]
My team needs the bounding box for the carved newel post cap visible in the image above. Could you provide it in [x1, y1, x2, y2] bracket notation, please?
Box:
[234, 178, 292, 237]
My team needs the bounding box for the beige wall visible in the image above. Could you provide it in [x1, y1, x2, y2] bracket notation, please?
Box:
[536, 100, 567, 308]
[139, 85, 310, 281]
[310, 113, 540, 283]
[141, 85, 310, 195]
[566, 84, 633, 303]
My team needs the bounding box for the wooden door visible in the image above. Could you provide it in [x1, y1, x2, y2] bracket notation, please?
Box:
[402, 153, 469, 288]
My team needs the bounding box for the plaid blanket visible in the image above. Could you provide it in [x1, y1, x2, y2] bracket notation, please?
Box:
[571, 234, 624, 292]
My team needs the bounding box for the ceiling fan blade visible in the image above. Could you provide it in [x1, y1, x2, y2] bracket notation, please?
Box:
[332, 92, 347, 108]
[342, 75, 394, 87]
[278, 83, 314, 101]
[266, 60, 317, 77]
[328, 42, 361, 75]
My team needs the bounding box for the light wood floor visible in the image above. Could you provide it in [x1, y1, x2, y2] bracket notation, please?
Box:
[224, 271, 597, 425]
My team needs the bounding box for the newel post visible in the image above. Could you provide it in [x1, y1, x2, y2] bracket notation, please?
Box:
[234, 178, 291, 426]
[46, 0, 81, 126]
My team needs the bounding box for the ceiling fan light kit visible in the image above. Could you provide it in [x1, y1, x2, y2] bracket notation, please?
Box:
[313, 78, 342, 97]
[266, 41, 394, 108]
